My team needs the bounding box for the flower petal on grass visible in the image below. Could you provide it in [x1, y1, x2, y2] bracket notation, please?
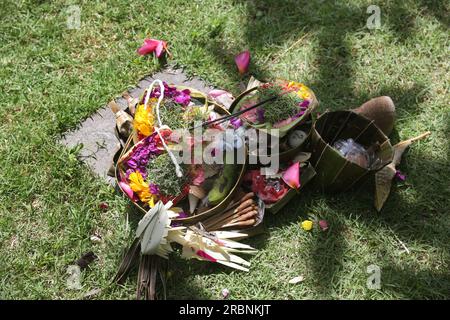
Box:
[301, 220, 313, 231]
[319, 219, 329, 231]
[288, 275, 304, 284]
[235, 50, 250, 75]
[137, 38, 169, 58]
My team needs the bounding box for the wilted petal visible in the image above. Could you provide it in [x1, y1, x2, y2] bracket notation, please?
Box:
[99, 202, 109, 211]
[221, 288, 230, 299]
[209, 89, 234, 109]
[235, 50, 250, 75]
[282, 162, 300, 189]
[288, 275, 304, 284]
[319, 220, 329, 231]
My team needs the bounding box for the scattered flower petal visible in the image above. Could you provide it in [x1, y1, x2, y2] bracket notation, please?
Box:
[288, 275, 304, 284]
[221, 288, 230, 299]
[235, 50, 250, 75]
[319, 219, 329, 231]
[90, 235, 102, 243]
[282, 162, 301, 189]
[99, 202, 109, 211]
[395, 170, 406, 181]
[137, 38, 169, 58]
[301, 220, 313, 231]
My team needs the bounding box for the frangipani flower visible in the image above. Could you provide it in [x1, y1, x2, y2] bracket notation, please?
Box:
[282, 162, 301, 189]
[301, 220, 313, 231]
[235, 50, 250, 75]
[137, 38, 170, 58]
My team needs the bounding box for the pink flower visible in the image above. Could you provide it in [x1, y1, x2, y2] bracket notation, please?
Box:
[234, 50, 250, 75]
[137, 38, 170, 58]
[319, 220, 329, 231]
[119, 181, 137, 201]
[282, 162, 301, 189]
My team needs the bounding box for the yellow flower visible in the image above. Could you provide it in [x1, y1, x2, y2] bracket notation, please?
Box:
[133, 104, 154, 136]
[301, 220, 313, 231]
[148, 196, 155, 208]
[129, 171, 154, 204]
[297, 86, 311, 100]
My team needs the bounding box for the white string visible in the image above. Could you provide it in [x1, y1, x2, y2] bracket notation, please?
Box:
[145, 80, 183, 178]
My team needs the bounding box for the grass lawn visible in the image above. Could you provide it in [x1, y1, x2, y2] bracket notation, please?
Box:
[0, 0, 449, 299]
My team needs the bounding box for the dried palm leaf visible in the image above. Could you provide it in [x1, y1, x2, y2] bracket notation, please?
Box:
[374, 131, 431, 211]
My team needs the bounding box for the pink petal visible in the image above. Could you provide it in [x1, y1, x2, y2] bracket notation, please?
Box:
[193, 169, 205, 186]
[234, 50, 250, 75]
[119, 181, 137, 200]
[196, 250, 217, 262]
[155, 41, 166, 58]
[319, 220, 329, 231]
[137, 39, 158, 55]
[282, 162, 301, 189]
[137, 38, 168, 58]
[209, 89, 234, 109]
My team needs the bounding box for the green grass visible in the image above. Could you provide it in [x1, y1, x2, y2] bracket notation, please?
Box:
[0, 0, 449, 299]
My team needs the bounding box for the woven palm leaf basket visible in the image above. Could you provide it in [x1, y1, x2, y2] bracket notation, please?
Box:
[115, 82, 247, 226]
[310, 110, 394, 192]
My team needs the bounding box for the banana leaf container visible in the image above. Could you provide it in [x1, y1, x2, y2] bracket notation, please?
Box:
[266, 162, 316, 214]
[310, 110, 394, 192]
[115, 85, 247, 225]
[229, 81, 318, 138]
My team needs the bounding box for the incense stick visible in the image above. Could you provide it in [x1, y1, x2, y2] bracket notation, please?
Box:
[189, 95, 278, 130]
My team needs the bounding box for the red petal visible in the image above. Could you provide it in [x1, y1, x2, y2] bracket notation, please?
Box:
[137, 39, 158, 55]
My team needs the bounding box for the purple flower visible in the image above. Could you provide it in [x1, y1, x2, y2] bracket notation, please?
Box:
[230, 117, 242, 128]
[257, 108, 265, 122]
[149, 183, 160, 195]
[395, 170, 406, 181]
[174, 89, 191, 105]
[170, 211, 189, 227]
[127, 159, 137, 169]
[125, 133, 161, 179]
[300, 100, 310, 108]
